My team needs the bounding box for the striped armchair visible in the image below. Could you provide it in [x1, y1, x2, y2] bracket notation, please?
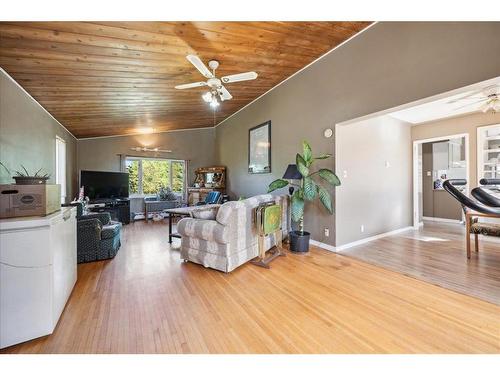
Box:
[177, 194, 289, 273]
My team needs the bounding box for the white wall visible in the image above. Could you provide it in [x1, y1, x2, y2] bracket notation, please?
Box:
[336, 115, 413, 246]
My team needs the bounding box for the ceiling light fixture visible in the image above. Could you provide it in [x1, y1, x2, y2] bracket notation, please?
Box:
[202, 92, 212, 103]
[479, 94, 500, 113]
[137, 127, 155, 134]
[210, 98, 219, 108]
[202, 90, 220, 109]
[130, 147, 172, 153]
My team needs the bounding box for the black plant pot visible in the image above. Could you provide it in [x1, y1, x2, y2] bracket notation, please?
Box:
[289, 230, 310, 252]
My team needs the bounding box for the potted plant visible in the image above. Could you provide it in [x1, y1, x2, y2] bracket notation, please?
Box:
[0, 162, 50, 185]
[267, 141, 340, 252]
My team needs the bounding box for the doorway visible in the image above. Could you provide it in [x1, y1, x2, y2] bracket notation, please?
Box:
[412, 133, 469, 227]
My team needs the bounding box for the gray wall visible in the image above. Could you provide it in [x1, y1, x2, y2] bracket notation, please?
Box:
[77, 128, 216, 182]
[77, 128, 217, 212]
[215, 22, 500, 247]
[0, 69, 77, 201]
[335, 115, 412, 246]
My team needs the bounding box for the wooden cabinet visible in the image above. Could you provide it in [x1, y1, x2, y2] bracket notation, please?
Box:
[188, 166, 226, 205]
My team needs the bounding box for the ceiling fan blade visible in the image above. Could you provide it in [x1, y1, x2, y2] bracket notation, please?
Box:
[453, 98, 486, 110]
[218, 85, 233, 101]
[447, 92, 481, 104]
[174, 81, 207, 90]
[447, 85, 499, 104]
[186, 55, 213, 79]
[221, 71, 258, 84]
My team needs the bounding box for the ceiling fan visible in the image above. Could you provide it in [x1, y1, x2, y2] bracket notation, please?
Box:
[448, 84, 500, 113]
[174, 55, 258, 108]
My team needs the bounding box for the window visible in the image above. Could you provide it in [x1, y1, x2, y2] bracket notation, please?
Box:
[126, 157, 185, 196]
[55, 136, 66, 203]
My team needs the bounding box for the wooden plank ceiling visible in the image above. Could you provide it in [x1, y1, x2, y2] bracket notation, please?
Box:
[0, 22, 371, 138]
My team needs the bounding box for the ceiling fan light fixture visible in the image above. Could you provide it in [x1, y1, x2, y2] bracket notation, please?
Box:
[210, 98, 219, 108]
[176, 55, 258, 110]
[202, 92, 212, 103]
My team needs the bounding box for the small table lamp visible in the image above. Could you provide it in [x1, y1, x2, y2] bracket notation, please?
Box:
[282, 164, 302, 195]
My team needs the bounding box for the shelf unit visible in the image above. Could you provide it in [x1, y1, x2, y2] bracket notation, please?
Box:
[477, 124, 500, 183]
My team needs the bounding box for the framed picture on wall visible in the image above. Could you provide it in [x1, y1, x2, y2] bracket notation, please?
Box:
[248, 121, 271, 174]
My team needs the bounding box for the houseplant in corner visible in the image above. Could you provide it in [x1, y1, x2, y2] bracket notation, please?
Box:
[0, 162, 50, 185]
[267, 141, 340, 252]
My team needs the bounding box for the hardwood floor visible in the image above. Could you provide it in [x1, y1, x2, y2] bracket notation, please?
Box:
[341, 221, 500, 305]
[1, 220, 499, 354]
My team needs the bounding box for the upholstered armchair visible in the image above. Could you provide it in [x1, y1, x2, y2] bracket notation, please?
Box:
[64, 202, 122, 263]
[77, 212, 122, 263]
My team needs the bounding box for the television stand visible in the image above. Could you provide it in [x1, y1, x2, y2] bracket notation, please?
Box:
[88, 199, 130, 224]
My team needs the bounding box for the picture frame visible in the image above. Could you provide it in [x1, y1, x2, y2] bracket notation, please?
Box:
[248, 121, 271, 174]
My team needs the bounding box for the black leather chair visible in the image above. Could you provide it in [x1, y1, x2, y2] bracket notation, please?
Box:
[443, 179, 500, 258]
[471, 179, 500, 207]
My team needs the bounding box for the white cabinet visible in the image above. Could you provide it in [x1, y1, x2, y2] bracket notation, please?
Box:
[477, 124, 500, 183]
[0, 207, 77, 348]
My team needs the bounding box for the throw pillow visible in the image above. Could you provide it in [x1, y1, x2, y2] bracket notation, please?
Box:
[191, 208, 218, 220]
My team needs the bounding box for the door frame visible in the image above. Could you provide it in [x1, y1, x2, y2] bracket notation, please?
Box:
[412, 133, 470, 228]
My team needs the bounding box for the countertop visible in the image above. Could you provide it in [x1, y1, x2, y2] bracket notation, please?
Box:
[0, 207, 75, 231]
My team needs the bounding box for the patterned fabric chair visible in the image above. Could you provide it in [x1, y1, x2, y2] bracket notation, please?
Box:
[177, 194, 289, 272]
[76, 211, 122, 263]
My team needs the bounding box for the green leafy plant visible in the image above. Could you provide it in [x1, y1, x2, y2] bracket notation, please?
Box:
[0, 161, 10, 175]
[0, 162, 50, 179]
[267, 141, 341, 231]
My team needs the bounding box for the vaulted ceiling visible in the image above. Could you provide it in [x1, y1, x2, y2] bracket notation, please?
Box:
[0, 22, 371, 138]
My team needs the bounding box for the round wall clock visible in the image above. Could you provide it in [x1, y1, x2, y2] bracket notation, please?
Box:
[323, 128, 333, 138]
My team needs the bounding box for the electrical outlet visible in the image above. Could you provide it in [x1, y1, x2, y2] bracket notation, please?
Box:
[385, 161, 391, 168]
[324, 228, 329, 237]
[343, 170, 348, 178]
[360, 225, 365, 233]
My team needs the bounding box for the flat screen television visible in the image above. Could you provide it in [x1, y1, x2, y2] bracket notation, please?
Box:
[80, 170, 129, 201]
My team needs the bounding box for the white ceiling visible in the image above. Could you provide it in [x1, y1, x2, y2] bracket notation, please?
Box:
[389, 77, 500, 125]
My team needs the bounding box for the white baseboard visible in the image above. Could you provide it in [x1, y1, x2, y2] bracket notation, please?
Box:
[309, 239, 337, 253]
[335, 226, 414, 252]
[422, 216, 461, 224]
[311, 223, 500, 252]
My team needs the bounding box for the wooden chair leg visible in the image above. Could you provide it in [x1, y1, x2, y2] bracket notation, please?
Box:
[465, 217, 471, 259]
[474, 234, 479, 253]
